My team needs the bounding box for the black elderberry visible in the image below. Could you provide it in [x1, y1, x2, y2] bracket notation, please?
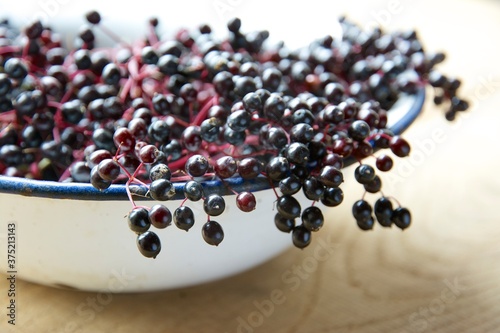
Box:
[348, 120, 371, 141]
[266, 126, 288, 150]
[352, 199, 373, 222]
[364, 175, 382, 193]
[277, 195, 301, 219]
[149, 179, 176, 201]
[148, 204, 172, 229]
[266, 156, 290, 181]
[128, 207, 151, 234]
[374, 197, 393, 227]
[354, 164, 376, 185]
[392, 207, 411, 230]
[318, 166, 343, 188]
[174, 206, 195, 231]
[149, 163, 172, 181]
[202, 220, 224, 246]
[203, 194, 226, 216]
[301, 206, 324, 232]
[292, 225, 311, 249]
[285, 142, 309, 165]
[263, 94, 286, 122]
[279, 175, 302, 195]
[321, 187, 344, 207]
[4, 58, 28, 80]
[275, 213, 295, 233]
[200, 117, 221, 143]
[90, 166, 111, 190]
[302, 177, 325, 201]
[227, 109, 251, 132]
[137, 231, 161, 258]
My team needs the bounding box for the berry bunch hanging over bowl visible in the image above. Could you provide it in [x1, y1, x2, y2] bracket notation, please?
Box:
[0, 12, 468, 259]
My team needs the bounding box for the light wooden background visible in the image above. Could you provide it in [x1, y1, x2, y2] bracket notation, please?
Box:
[2, 0, 500, 332]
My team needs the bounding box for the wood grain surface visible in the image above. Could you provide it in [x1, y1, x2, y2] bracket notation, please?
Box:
[1, 0, 500, 332]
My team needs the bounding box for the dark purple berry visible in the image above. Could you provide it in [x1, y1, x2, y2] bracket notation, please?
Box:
[374, 197, 393, 227]
[202, 220, 224, 246]
[392, 207, 411, 230]
[148, 204, 172, 229]
[321, 187, 344, 207]
[149, 179, 176, 201]
[174, 206, 195, 231]
[137, 231, 161, 258]
[185, 154, 209, 177]
[354, 164, 376, 185]
[292, 225, 311, 249]
[203, 194, 226, 216]
[301, 206, 324, 232]
[274, 213, 295, 233]
[277, 195, 301, 219]
[128, 207, 151, 234]
[236, 191, 256, 212]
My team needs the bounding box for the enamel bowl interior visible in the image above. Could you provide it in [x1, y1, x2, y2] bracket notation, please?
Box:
[0, 89, 425, 292]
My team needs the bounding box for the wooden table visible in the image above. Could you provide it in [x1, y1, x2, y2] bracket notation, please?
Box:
[2, 0, 500, 332]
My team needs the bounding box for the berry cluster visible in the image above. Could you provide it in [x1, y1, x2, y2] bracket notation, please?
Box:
[0, 13, 468, 258]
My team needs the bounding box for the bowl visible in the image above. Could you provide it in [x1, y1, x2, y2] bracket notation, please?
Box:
[0, 88, 425, 292]
[0, 2, 427, 291]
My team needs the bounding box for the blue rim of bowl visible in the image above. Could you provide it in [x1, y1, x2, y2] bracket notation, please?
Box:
[0, 88, 425, 200]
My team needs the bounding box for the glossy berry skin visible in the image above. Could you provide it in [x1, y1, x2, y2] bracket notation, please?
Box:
[238, 157, 262, 179]
[292, 225, 312, 249]
[266, 156, 290, 181]
[376, 154, 393, 172]
[348, 120, 371, 141]
[203, 194, 226, 216]
[277, 195, 301, 219]
[279, 175, 302, 195]
[286, 142, 309, 165]
[148, 204, 172, 229]
[128, 207, 151, 234]
[69, 161, 91, 183]
[202, 220, 224, 246]
[352, 200, 373, 222]
[303, 177, 325, 201]
[149, 179, 176, 201]
[392, 207, 411, 229]
[137, 231, 161, 258]
[183, 180, 204, 201]
[185, 154, 209, 177]
[227, 110, 251, 132]
[139, 145, 159, 164]
[318, 166, 343, 188]
[301, 206, 324, 232]
[90, 166, 111, 190]
[374, 197, 393, 227]
[97, 159, 121, 181]
[174, 206, 195, 231]
[274, 213, 295, 233]
[354, 164, 376, 185]
[364, 175, 382, 193]
[214, 156, 237, 178]
[390, 136, 411, 157]
[236, 191, 256, 212]
[356, 217, 375, 230]
[321, 187, 344, 207]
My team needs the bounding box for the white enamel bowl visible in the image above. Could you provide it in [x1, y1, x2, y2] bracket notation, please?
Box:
[0, 1, 425, 291]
